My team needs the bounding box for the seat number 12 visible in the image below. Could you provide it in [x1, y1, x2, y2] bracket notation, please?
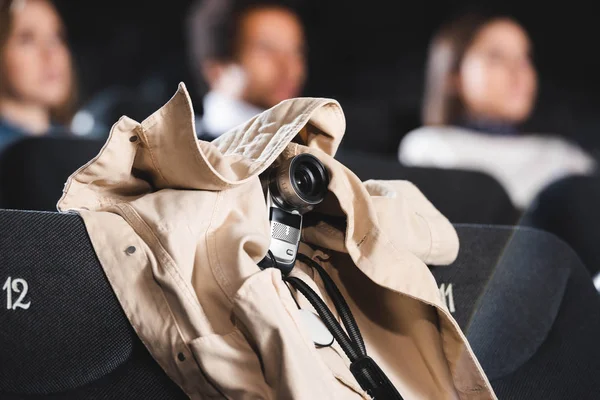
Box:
[2, 277, 31, 310]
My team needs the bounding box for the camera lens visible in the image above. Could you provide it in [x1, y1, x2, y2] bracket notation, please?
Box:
[269, 153, 329, 213]
[290, 154, 328, 204]
[294, 165, 317, 197]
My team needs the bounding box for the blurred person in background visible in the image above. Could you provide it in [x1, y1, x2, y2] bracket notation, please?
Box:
[0, 0, 76, 152]
[398, 13, 596, 209]
[186, 0, 306, 140]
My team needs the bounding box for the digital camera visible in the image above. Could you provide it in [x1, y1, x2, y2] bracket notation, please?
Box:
[260, 153, 329, 275]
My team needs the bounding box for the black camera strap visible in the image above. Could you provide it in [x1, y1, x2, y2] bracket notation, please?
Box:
[263, 251, 403, 400]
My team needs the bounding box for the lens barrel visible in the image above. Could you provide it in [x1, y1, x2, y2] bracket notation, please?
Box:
[269, 153, 329, 213]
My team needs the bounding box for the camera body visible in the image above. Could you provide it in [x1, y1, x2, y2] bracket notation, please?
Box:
[261, 153, 329, 275]
[264, 191, 304, 274]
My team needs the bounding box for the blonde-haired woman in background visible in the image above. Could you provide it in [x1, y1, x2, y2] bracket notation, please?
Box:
[399, 13, 596, 209]
[0, 0, 76, 152]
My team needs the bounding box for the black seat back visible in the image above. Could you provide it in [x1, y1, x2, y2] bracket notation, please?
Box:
[521, 174, 600, 277]
[432, 225, 600, 399]
[335, 149, 519, 225]
[0, 137, 104, 211]
[0, 210, 187, 399]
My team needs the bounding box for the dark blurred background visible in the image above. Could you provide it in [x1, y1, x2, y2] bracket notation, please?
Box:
[53, 0, 600, 155]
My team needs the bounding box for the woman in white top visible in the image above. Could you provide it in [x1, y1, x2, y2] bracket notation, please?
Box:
[398, 13, 596, 209]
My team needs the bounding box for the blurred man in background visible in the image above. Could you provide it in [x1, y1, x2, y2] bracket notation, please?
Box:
[186, 0, 306, 140]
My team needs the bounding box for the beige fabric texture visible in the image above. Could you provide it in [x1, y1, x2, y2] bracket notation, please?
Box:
[58, 83, 496, 400]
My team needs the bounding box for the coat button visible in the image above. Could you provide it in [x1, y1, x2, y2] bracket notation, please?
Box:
[177, 352, 186, 362]
[129, 135, 138, 142]
[125, 246, 136, 255]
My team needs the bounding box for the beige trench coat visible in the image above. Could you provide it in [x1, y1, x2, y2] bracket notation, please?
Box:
[58, 83, 496, 400]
